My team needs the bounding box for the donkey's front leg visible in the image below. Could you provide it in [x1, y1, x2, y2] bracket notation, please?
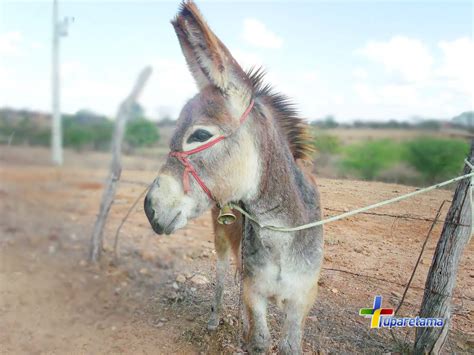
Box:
[278, 299, 306, 355]
[243, 281, 270, 354]
[208, 226, 230, 330]
[279, 281, 319, 355]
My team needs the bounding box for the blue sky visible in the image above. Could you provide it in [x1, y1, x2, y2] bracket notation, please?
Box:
[0, 0, 472, 121]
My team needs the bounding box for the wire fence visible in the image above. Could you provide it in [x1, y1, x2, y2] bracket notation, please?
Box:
[111, 160, 473, 351]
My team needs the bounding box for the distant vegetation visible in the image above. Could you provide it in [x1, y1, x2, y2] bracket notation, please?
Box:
[311, 111, 474, 132]
[404, 138, 470, 183]
[1, 107, 471, 186]
[0, 106, 160, 153]
[341, 139, 402, 180]
[315, 136, 469, 185]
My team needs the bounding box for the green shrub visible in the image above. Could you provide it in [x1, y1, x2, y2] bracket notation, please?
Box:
[63, 117, 114, 151]
[314, 134, 341, 155]
[403, 137, 469, 183]
[125, 119, 160, 149]
[341, 139, 402, 180]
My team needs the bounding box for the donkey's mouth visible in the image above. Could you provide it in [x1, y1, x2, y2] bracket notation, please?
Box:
[162, 211, 182, 235]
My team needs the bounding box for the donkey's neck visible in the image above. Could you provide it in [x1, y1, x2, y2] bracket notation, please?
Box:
[241, 111, 319, 228]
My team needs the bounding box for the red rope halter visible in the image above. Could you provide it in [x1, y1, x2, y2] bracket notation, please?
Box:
[169, 100, 255, 202]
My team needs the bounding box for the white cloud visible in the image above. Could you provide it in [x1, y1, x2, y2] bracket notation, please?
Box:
[352, 35, 473, 120]
[352, 67, 368, 79]
[242, 18, 283, 49]
[232, 48, 265, 69]
[436, 37, 474, 97]
[353, 83, 378, 105]
[357, 36, 433, 82]
[30, 41, 44, 50]
[0, 31, 23, 57]
[140, 57, 196, 119]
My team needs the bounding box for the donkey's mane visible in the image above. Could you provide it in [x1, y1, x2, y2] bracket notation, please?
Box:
[247, 67, 314, 162]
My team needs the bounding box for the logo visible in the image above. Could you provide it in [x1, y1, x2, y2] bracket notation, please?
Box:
[359, 295, 394, 328]
[359, 296, 445, 329]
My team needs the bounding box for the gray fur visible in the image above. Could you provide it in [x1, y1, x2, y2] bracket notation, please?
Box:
[144, 2, 323, 353]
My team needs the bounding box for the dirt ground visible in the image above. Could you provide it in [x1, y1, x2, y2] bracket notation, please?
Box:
[0, 146, 473, 354]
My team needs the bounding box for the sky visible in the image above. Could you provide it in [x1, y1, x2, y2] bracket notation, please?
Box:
[0, 0, 472, 122]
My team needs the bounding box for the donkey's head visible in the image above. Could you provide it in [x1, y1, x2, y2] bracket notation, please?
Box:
[144, 1, 261, 235]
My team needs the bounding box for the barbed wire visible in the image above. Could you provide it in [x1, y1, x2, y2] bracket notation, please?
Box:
[113, 172, 473, 303]
[323, 207, 470, 228]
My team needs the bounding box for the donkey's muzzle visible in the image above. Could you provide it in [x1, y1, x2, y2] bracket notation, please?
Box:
[144, 193, 165, 234]
[217, 205, 237, 225]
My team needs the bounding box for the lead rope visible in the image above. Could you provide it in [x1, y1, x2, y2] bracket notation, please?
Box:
[169, 100, 254, 203]
[238, 217, 245, 351]
[229, 170, 474, 232]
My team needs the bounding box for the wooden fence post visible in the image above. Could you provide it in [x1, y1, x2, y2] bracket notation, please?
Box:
[414, 139, 473, 353]
[88, 66, 152, 262]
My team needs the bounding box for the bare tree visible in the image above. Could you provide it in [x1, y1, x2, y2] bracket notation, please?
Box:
[89, 66, 152, 262]
[414, 139, 473, 354]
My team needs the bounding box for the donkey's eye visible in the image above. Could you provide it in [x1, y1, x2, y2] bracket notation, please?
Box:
[187, 129, 213, 143]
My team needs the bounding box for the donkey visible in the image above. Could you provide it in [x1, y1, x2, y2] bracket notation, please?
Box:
[144, 1, 323, 353]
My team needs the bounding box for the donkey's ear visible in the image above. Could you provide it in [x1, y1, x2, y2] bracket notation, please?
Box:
[172, 18, 210, 90]
[172, 1, 252, 105]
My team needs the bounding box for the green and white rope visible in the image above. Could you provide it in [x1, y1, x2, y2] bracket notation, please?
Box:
[230, 168, 474, 233]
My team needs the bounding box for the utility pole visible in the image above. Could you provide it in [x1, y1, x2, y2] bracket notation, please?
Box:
[51, 0, 72, 165]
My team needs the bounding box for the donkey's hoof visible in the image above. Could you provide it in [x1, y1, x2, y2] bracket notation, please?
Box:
[207, 315, 219, 331]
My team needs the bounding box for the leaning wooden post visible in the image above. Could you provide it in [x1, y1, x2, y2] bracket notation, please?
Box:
[414, 139, 473, 354]
[89, 66, 152, 262]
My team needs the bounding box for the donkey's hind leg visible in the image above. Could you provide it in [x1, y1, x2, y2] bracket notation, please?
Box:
[208, 208, 242, 330]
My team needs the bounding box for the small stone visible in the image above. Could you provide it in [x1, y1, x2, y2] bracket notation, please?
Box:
[48, 244, 57, 254]
[176, 274, 186, 283]
[140, 250, 155, 262]
[121, 281, 128, 287]
[190, 275, 209, 285]
[139, 268, 148, 275]
[156, 322, 164, 328]
[391, 291, 401, 298]
[331, 288, 339, 294]
[167, 291, 178, 300]
[93, 275, 100, 280]
[111, 326, 117, 331]
[160, 318, 167, 322]
[79, 260, 87, 267]
[190, 287, 196, 292]
[172, 282, 179, 290]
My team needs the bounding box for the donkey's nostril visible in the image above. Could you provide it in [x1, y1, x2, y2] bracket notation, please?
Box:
[144, 194, 155, 221]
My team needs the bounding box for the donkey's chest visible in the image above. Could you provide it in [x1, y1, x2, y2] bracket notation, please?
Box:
[242, 233, 322, 305]
[247, 257, 321, 306]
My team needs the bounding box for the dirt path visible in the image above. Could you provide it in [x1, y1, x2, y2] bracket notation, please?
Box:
[0, 147, 472, 353]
